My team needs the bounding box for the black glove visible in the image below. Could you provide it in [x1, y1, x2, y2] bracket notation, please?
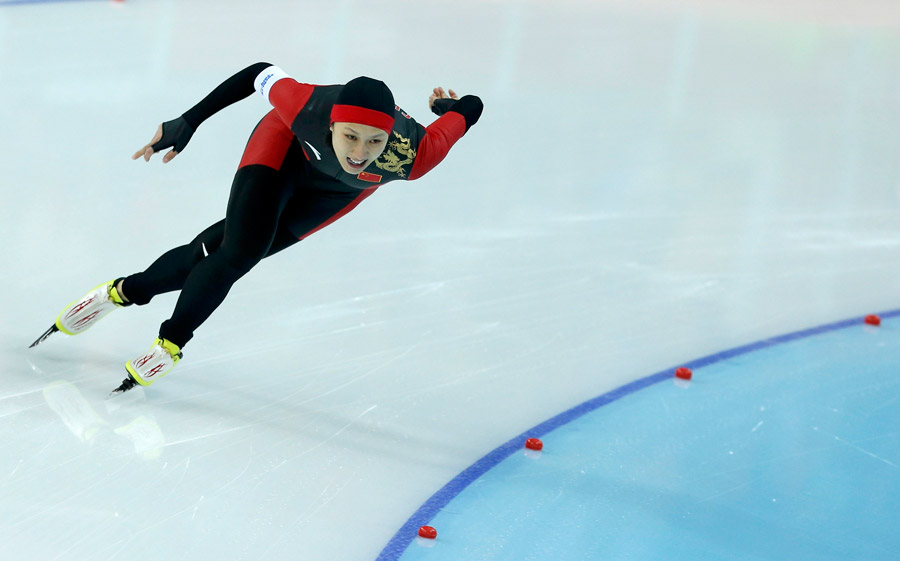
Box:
[150, 116, 196, 155]
[431, 97, 457, 116]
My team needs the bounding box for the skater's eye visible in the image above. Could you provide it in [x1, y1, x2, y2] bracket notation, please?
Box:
[369, 138, 383, 145]
[345, 134, 358, 141]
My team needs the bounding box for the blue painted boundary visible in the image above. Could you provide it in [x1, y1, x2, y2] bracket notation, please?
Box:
[0, 0, 107, 6]
[376, 308, 900, 561]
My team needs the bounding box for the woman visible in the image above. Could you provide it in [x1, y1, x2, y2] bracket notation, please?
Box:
[31, 62, 484, 395]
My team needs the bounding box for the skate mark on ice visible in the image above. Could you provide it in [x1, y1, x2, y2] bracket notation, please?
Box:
[833, 435, 899, 469]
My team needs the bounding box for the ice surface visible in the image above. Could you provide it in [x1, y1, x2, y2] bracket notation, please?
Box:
[393, 317, 900, 560]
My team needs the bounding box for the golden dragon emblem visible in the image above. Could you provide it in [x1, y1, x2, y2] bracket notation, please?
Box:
[375, 132, 416, 178]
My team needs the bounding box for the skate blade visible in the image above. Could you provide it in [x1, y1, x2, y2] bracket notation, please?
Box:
[108, 374, 138, 399]
[29, 324, 59, 348]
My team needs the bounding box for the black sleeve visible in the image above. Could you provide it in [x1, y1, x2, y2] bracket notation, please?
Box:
[181, 62, 273, 129]
[446, 95, 483, 132]
[148, 62, 273, 156]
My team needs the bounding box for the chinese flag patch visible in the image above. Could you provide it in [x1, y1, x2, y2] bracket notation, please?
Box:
[357, 171, 382, 183]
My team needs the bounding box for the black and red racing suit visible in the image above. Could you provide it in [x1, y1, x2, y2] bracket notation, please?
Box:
[121, 63, 483, 348]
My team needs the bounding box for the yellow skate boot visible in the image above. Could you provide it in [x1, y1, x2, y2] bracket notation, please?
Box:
[111, 338, 182, 395]
[30, 278, 131, 348]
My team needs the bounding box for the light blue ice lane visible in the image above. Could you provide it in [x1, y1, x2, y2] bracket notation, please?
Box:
[396, 318, 900, 561]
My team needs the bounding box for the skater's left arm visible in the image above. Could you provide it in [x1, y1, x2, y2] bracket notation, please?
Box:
[407, 87, 483, 180]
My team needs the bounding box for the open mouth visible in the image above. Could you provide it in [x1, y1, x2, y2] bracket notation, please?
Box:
[346, 157, 367, 170]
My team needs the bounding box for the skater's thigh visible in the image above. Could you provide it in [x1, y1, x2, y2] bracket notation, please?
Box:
[221, 165, 298, 261]
[221, 119, 308, 262]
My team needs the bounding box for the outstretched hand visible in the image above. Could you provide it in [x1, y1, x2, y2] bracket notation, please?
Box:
[132, 117, 195, 163]
[132, 123, 177, 163]
[428, 87, 458, 111]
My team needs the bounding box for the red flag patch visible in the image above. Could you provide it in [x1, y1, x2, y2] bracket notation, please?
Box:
[358, 171, 382, 183]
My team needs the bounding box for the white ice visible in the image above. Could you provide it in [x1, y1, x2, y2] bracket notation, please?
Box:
[1, 1, 899, 560]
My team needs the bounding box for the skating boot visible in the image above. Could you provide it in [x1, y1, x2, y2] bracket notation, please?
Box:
[111, 338, 182, 395]
[30, 278, 131, 348]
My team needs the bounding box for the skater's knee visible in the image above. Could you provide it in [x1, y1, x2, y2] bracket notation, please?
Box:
[191, 221, 225, 260]
[216, 233, 271, 275]
[218, 246, 263, 276]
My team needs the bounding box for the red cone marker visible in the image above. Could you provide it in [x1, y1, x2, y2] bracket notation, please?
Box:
[525, 438, 543, 451]
[418, 526, 437, 539]
[865, 314, 881, 326]
[675, 367, 692, 380]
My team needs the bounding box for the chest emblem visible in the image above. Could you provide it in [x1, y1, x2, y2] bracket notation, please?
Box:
[375, 132, 416, 178]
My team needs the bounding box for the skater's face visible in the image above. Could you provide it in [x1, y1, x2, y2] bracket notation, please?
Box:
[331, 122, 389, 174]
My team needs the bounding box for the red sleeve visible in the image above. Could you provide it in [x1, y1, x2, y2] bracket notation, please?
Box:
[408, 112, 467, 181]
[268, 79, 315, 129]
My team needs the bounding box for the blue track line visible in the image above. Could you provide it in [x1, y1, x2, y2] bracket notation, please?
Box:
[376, 308, 900, 561]
[0, 0, 107, 6]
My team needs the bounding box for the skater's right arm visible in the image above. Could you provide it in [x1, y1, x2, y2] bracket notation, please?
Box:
[133, 62, 273, 163]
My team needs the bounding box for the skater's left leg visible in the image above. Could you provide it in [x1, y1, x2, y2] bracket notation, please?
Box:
[33, 219, 228, 349]
[157, 164, 301, 349]
[30, 278, 133, 348]
[118, 220, 226, 306]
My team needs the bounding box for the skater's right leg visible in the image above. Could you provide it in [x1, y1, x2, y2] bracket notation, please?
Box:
[156, 162, 301, 349]
[115, 112, 302, 392]
[119, 166, 299, 390]
[113, 167, 299, 389]
[151, 119, 305, 352]
[117, 111, 296, 307]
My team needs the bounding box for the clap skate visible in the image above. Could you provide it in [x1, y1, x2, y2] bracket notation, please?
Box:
[110, 337, 182, 396]
[30, 278, 132, 348]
